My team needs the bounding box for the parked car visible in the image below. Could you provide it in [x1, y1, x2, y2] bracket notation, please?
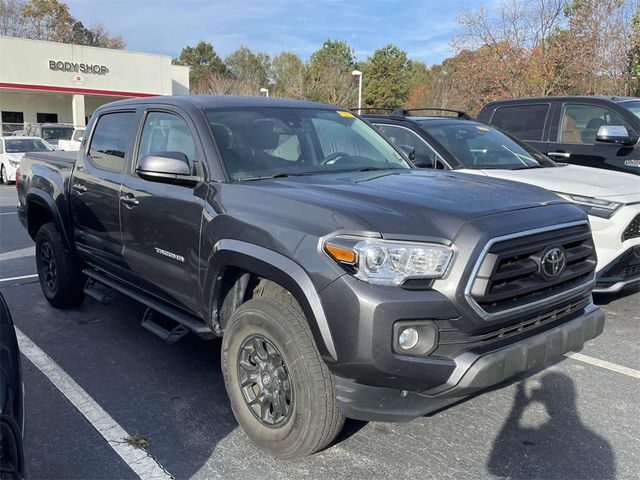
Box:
[0, 293, 25, 480]
[57, 127, 85, 152]
[17, 96, 604, 459]
[365, 108, 640, 293]
[22, 123, 74, 150]
[477, 96, 640, 175]
[0, 136, 55, 185]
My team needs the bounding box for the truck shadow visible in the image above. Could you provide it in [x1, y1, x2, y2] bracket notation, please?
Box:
[486, 372, 616, 479]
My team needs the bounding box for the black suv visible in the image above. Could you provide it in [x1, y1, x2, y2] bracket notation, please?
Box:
[17, 96, 604, 458]
[477, 96, 640, 175]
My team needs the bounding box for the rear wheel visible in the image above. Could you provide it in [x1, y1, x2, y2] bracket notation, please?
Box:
[221, 295, 344, 459]
[35, 223, 85, 308]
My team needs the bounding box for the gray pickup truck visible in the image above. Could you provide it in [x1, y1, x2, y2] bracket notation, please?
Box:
[17, 96, 604, 458]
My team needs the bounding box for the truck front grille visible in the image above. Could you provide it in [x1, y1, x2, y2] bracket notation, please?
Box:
[622, 214, 640, 242]
[467, 223, 596, 317]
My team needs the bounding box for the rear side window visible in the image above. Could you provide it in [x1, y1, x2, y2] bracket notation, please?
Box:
[88, 112, 137, 172]
[490, 104, 549, 141]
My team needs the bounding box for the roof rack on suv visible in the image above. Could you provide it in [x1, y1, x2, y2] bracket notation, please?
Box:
[351, 108, 397, 115]
[389, 108, 473, 120]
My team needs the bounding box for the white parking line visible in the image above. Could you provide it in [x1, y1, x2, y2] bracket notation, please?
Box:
[0, 246, 35, 261]
[0, 273, 38, 283]
[0, 211, 16, 215]
[565, 352, 640, 379]
[15, 328, 173, 480]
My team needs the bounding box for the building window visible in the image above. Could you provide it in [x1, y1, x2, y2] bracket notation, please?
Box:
[2, 111, 24, 124]
[37, 113, 59, 123]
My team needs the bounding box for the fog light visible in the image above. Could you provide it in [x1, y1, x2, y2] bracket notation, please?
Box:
[398, 327, 419, 350]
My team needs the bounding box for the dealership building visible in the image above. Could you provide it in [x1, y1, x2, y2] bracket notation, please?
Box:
[0, 36, 189, 135]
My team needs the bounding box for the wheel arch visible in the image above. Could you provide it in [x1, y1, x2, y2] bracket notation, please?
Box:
[25, 189, 73, 250]
[205, 239, 338, 362]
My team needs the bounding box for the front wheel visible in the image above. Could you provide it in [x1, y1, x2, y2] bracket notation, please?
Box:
[0, 164, 10, 185]
[222, 296, 344, 459]
[35, 223, 85, 308]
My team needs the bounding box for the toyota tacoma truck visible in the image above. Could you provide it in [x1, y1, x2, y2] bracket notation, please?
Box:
[16, 96, 604, 459]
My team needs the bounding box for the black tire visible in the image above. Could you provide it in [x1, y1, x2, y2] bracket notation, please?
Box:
[0, 164, 10, 185]
[222, 295, 344, 459]
[35, 223, 85, 308]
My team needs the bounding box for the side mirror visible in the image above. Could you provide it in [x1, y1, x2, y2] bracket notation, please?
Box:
[595, 125, 636, 145]
[412, 156, 434, 168]
[136, 152, 199, 186]
[398, 144, 416, 161]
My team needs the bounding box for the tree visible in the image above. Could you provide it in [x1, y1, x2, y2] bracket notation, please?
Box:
[0, 0, 124, 48]
[306, 39, 357, 105]
[173, 41, 227, 89]
[271, 52, 305, 99]
[224, 46, 271, 88]
[630, 11, 640, 94]
[404, 61, 436, 108]
[362, 44, 410, 108]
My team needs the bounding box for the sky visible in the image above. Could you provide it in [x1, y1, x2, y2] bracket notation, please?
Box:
[65, 0, 489, 65]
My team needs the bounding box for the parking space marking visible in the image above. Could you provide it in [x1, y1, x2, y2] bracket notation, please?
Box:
[0, 274, 38, 283]
[0, 246, 35, 261]
[0, 211, 17, 215]
[566, 352, 640, 379]
[15, 328, 174, 480]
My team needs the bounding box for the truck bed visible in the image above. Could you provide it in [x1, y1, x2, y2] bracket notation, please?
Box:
[25, 151, 77, 167]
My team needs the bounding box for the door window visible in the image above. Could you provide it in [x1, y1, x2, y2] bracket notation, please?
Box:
[375, 124, 445, 168]
[138, 112, 196, 171]
[557, 104, 627, 144]
[88, 112, 137, 172]
[491, 104, 549, 141]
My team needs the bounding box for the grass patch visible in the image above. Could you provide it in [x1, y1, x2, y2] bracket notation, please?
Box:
[123, 434, 150, 450]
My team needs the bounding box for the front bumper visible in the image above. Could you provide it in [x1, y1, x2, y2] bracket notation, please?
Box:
[334, 303, 604, 422]
[594, 244, 640, 293]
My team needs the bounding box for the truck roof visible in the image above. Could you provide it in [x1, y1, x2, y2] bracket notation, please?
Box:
[483, 95, 638, 107]
[101, 95, 342, 111]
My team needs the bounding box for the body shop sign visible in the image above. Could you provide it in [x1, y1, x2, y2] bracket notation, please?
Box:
[49, 60, 108, 75]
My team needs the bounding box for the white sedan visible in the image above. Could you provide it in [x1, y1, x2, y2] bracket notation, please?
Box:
[0, 136, 54, 185]
[372, 117, 640, 293]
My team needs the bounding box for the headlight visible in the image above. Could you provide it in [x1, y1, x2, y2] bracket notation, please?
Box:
[324, 236, 453, 286]
[555, 193, 622, 219]
[7, 159, 20, 168]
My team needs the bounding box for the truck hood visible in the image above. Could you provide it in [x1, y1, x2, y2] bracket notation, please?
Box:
[248, 169, 567, 242]
[470, 164, 640, 203]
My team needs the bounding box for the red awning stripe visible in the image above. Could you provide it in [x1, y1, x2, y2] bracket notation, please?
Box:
[0, 82, 159, 98]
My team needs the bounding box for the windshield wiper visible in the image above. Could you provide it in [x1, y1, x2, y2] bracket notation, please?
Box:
[238, 173, 290, 182]
[511, 165, 543, 170]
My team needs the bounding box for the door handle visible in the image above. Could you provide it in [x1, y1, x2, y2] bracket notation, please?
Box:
[73, 183, 88, 193]
[120, 194, 140, 208]
[547, 151, 571, 159]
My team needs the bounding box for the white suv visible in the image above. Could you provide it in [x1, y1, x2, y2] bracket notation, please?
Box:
[368, 111, 640, 293]
[0, 136, 54, 185]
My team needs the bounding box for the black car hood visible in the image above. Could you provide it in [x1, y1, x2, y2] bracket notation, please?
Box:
[245, 169, 567, 243]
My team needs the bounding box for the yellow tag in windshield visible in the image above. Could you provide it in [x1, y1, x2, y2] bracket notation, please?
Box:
[476, 126, 490, 132]
[337, 110, 355, 118]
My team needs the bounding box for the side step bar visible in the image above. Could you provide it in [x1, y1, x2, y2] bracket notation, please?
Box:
[83, 268, 215, 339]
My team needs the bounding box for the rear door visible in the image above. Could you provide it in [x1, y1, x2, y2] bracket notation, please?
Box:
[487, 103, 551, 153]
[70, 109, 139, 273]
[547, 102, 637, 173]
[119, 108, 208, 313]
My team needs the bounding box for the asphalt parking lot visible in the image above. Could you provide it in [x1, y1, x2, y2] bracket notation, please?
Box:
[1, 183, 639, 480]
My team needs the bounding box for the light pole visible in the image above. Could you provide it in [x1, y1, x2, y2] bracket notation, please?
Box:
[352, 70, 362, 112]
[259, 87, 269, 98]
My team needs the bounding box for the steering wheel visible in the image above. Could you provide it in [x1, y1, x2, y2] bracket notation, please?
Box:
[321, 152, 351, 165]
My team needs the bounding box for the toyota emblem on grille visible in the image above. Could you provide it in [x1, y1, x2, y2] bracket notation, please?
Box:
[541, 247, 566, 279]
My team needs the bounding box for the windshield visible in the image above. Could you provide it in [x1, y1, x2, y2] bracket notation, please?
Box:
[620, 100, 640, 119]
[416, 121, 556, 169]
[5, 138, 54, 153]
[205, 108, 410, 181]
[42, 126, 74, 140]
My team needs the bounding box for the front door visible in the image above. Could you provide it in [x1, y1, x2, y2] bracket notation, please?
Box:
[548, 103, 637, 174]
[119, 109, 207, 313]
[70, 110, 138, 273]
